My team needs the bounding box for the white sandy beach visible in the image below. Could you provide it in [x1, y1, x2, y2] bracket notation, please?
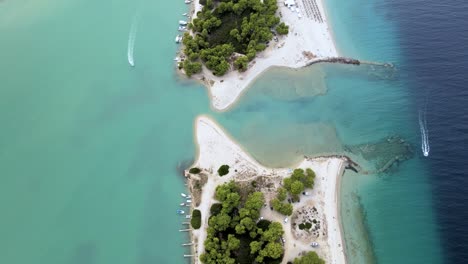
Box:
[189, 116, 346, 264]
[189, 0, 338, 111]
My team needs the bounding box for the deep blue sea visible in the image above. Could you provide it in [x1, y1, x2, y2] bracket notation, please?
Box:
[395, 0, 468, 263]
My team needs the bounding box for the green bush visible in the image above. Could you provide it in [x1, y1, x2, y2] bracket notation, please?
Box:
[210, 203, 223, 216]
[298, 223, 305, 230]
[189, 167, 201, 174]
[217, 164, 230, 176]
[191, 209, 202, 229]
[293, 251, 325, 264]
[305, 222, 312, 229]
[276, 22, 289, 35]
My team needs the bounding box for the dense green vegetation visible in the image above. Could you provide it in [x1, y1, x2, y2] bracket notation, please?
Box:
[200, 181, 285, 264]
[210, 203, 223, 215]
[217, 164, 230, 176]
[191, 209, 202, 229]
[182, 0, 289, 76]
[270, 187, 293, 216]
[283, 168, 316, 202]
[189, 167, 202, 174]
[293, 251, 325, 264]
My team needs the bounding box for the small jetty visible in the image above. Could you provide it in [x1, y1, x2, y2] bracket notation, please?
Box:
[184, 255, 194, 258]
[304, 57, 361, 67]
[182, 242, 194, 246]
[179, 229, 192, 232]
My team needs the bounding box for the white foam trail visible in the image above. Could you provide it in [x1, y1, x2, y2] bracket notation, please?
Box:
[419, 109, 430, 157]
[127, 15, 138, 67]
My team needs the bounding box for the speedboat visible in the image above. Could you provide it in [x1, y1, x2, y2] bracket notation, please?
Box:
[179, 20, 188, 26]
[177, 209, 185, 215]
[178, 26, 187, 31]
[175, 35, 183, 43]
[181, 193, 187, 198]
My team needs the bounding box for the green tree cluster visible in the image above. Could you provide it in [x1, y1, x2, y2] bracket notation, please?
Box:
[201, 181, 285, 264]
[283, 168, 316, 202]
[293, 251, 325, 264]
[271, 187, 293, 216]
[298, 222, 312, 230]
[191, 209, 202, 229]
[182, 0, 287, 77]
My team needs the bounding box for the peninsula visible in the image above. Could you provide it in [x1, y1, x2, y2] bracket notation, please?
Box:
[179, 0, 338, 111]
[184, 116, 347, 263]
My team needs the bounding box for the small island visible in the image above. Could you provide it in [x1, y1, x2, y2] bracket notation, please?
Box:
[184, 116, 347, 263]
[178, 0, 338, 110]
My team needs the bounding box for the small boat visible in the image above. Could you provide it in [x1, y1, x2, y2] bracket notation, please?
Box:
[184, 0, 192, 4]
[174, 57, 181, 62]
[181, 193, 188, 198]
[177, 209, 185, 215]
[178, 26, 187, 31]
[179, 20, 188, 26]
[311, 242, 319, 247]
[180, 202, 185, 206]
[175, 35, 183, 43]
[186, 199, 192, 203]
[185, 215, 191, 219]
[182, 13, 188, 16]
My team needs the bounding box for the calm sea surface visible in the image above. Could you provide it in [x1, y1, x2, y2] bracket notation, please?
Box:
[1, 0, 467, 263]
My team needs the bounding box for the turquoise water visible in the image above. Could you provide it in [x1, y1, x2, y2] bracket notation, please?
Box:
[0, 1, 210, 263]
[0, 0, 443, 264]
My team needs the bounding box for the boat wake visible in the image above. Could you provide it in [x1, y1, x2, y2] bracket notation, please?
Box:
[127, 15, 139, 67]
[419, 108, 430, 157]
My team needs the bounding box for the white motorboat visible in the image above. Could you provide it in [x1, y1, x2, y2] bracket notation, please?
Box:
[177, 209, 185, 215]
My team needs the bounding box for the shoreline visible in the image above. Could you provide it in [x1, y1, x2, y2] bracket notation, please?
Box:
[186, 115, 347, 263]
[183, 0, 340, 111]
